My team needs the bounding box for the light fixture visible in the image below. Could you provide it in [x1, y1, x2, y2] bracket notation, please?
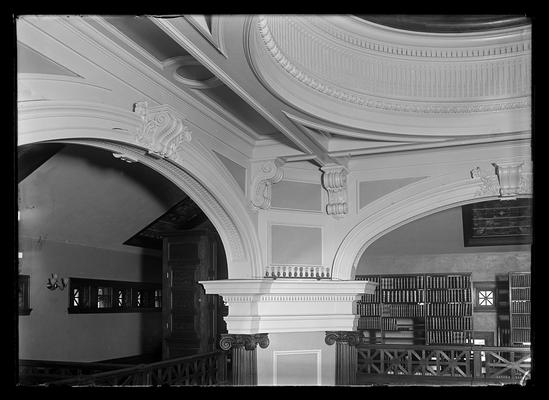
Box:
[46, 274, 67, 291]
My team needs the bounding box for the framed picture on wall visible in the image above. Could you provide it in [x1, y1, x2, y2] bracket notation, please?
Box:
[462, 198, 532, 247]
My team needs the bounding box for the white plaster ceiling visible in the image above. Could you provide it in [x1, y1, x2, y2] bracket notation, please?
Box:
[77, 15, 531, 167]
[18, 144, 185, 253]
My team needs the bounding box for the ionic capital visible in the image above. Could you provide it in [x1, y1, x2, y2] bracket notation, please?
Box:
[219, 333, 270, 351]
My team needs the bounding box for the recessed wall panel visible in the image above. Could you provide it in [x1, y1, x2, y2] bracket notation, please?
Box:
[359, 177, 426, 209]
[271, 225, 322, 265]
[271, 180, 322, 211]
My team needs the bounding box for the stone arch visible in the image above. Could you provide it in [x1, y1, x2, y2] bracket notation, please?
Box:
[331, 169, 532, 280]
[18, 100, 263, 279]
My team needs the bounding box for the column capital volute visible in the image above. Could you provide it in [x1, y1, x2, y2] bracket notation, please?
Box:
[219, 333, 270, 351]
[325, 331, 362, 347]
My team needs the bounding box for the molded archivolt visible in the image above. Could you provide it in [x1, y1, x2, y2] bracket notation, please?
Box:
[17, 100, 263, 279]
[331, 169, 533, 280]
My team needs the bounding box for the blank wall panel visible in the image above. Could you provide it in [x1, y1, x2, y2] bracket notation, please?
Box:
[271, 225, 322, 265]
[213, 151, 246, 193]
[271, 180, 322, 211]
[273, 351, 321, 385]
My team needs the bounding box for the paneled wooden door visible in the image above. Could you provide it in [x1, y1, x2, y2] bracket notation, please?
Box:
[162, 231, 227, 359]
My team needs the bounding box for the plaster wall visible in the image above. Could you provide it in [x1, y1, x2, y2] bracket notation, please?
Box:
[18, 236, 162, 362]
[256, 331, 335, 386]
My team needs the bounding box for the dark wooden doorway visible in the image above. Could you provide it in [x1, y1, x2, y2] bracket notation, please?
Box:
[162, 230, 227, 359]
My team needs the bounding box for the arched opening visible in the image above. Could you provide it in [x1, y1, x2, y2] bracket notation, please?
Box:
[353, 199, 532, 347]
[17, 142, 230, 371]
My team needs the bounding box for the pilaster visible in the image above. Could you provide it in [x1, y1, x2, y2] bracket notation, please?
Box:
[220, 333, 270, 385]
[325, 331, 362, 385]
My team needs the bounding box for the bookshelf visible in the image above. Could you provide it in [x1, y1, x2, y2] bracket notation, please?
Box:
[356, 273, 473, 345]
[509, 272, 531, 346]
[424, 273, 473, 345]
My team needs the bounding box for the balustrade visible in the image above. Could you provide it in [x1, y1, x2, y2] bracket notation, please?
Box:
[39, 351, 228, 386]
[356, 344, 531, 385]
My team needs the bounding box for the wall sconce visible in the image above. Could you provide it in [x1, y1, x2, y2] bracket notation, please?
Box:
[46, 274, 67, 291]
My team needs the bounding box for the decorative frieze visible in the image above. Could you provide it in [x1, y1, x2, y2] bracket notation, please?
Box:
[220, 333, 270, 351]
[321, 164, 348, 217]
[265, 265, 331, 279]
[470, 166, 500, 197]
[133, 101, 192, 160]
[250, 159, 285, 210]
[255, 16, 531, 114]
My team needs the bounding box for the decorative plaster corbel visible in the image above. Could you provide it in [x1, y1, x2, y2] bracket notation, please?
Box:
[133, 101, 192, 160]
[250, 159, 285, 210]
[471, 162, 532, 198]
[470, 166, 500, 197]
[321, 164, 348, 216]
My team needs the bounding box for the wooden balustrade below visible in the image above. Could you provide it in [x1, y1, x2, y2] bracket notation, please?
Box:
[356, 344, 531, 385]
[18, 359, 135, 385]
[37, 351, 228, 386]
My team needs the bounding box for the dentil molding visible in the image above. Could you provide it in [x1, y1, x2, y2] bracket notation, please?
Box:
[133, 101, 192, 161]
[199, 279, 378, 334]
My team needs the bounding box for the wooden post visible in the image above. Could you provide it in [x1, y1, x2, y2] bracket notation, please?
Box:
[325, 331, 362, 385]
[220, 333, 269, 386]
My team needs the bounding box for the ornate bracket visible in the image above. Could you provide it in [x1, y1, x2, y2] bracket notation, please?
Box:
[250, 159, 285, 210]
[133, 101, 192, 160]
[321, 165, 348, 217]
[471, 162, 532, 199]
[325, 331, 362, 347]
[219, 333, 270, 351]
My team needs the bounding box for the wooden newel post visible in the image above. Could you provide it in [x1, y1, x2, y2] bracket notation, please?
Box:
[325, 331, 362, 385]
[220, 333, 270, 386]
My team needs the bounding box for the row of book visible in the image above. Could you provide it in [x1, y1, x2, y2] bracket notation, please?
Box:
[361, 292, 381, 303]
[380, 303, 425, 317]
[426, 275, 470, 289]
[427, 302, 472, 316]
[425, 289, 471, 303]
[357, 302, 381, 316]
[511, 314, 530, 328]
[380, 276, 424, 290]
[511, 288, 530, 300]
[427, 331, 472, 345]
[511, 301, 531, 313]
[511, 329, 531, 344]
[358, 316, 381, 330]
[510, 273, 531, 288]
[427, 316, 473, 331]
[381, 289, 424, 303]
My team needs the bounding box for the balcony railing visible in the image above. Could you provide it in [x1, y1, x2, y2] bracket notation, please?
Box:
[34, 351, 228, 386]
[356, 344, 531, 385]
[18, 359, 135, 385]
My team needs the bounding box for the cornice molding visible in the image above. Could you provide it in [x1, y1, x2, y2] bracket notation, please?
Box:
[310, 16, 531, 59]
[253, 15, 531, 115]
[200, 278, 377, 334]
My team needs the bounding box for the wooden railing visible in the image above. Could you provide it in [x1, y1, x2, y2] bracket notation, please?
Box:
[18, 359, 135, 385]
[42, 351, 228, 386]
[356, 344, 531, 385]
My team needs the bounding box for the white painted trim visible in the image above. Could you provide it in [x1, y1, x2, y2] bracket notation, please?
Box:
[270, 178, 323, 214]
[273, 350, 322, 386]
[331, 167, 533, 280]
[17, 100, 264, 279]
